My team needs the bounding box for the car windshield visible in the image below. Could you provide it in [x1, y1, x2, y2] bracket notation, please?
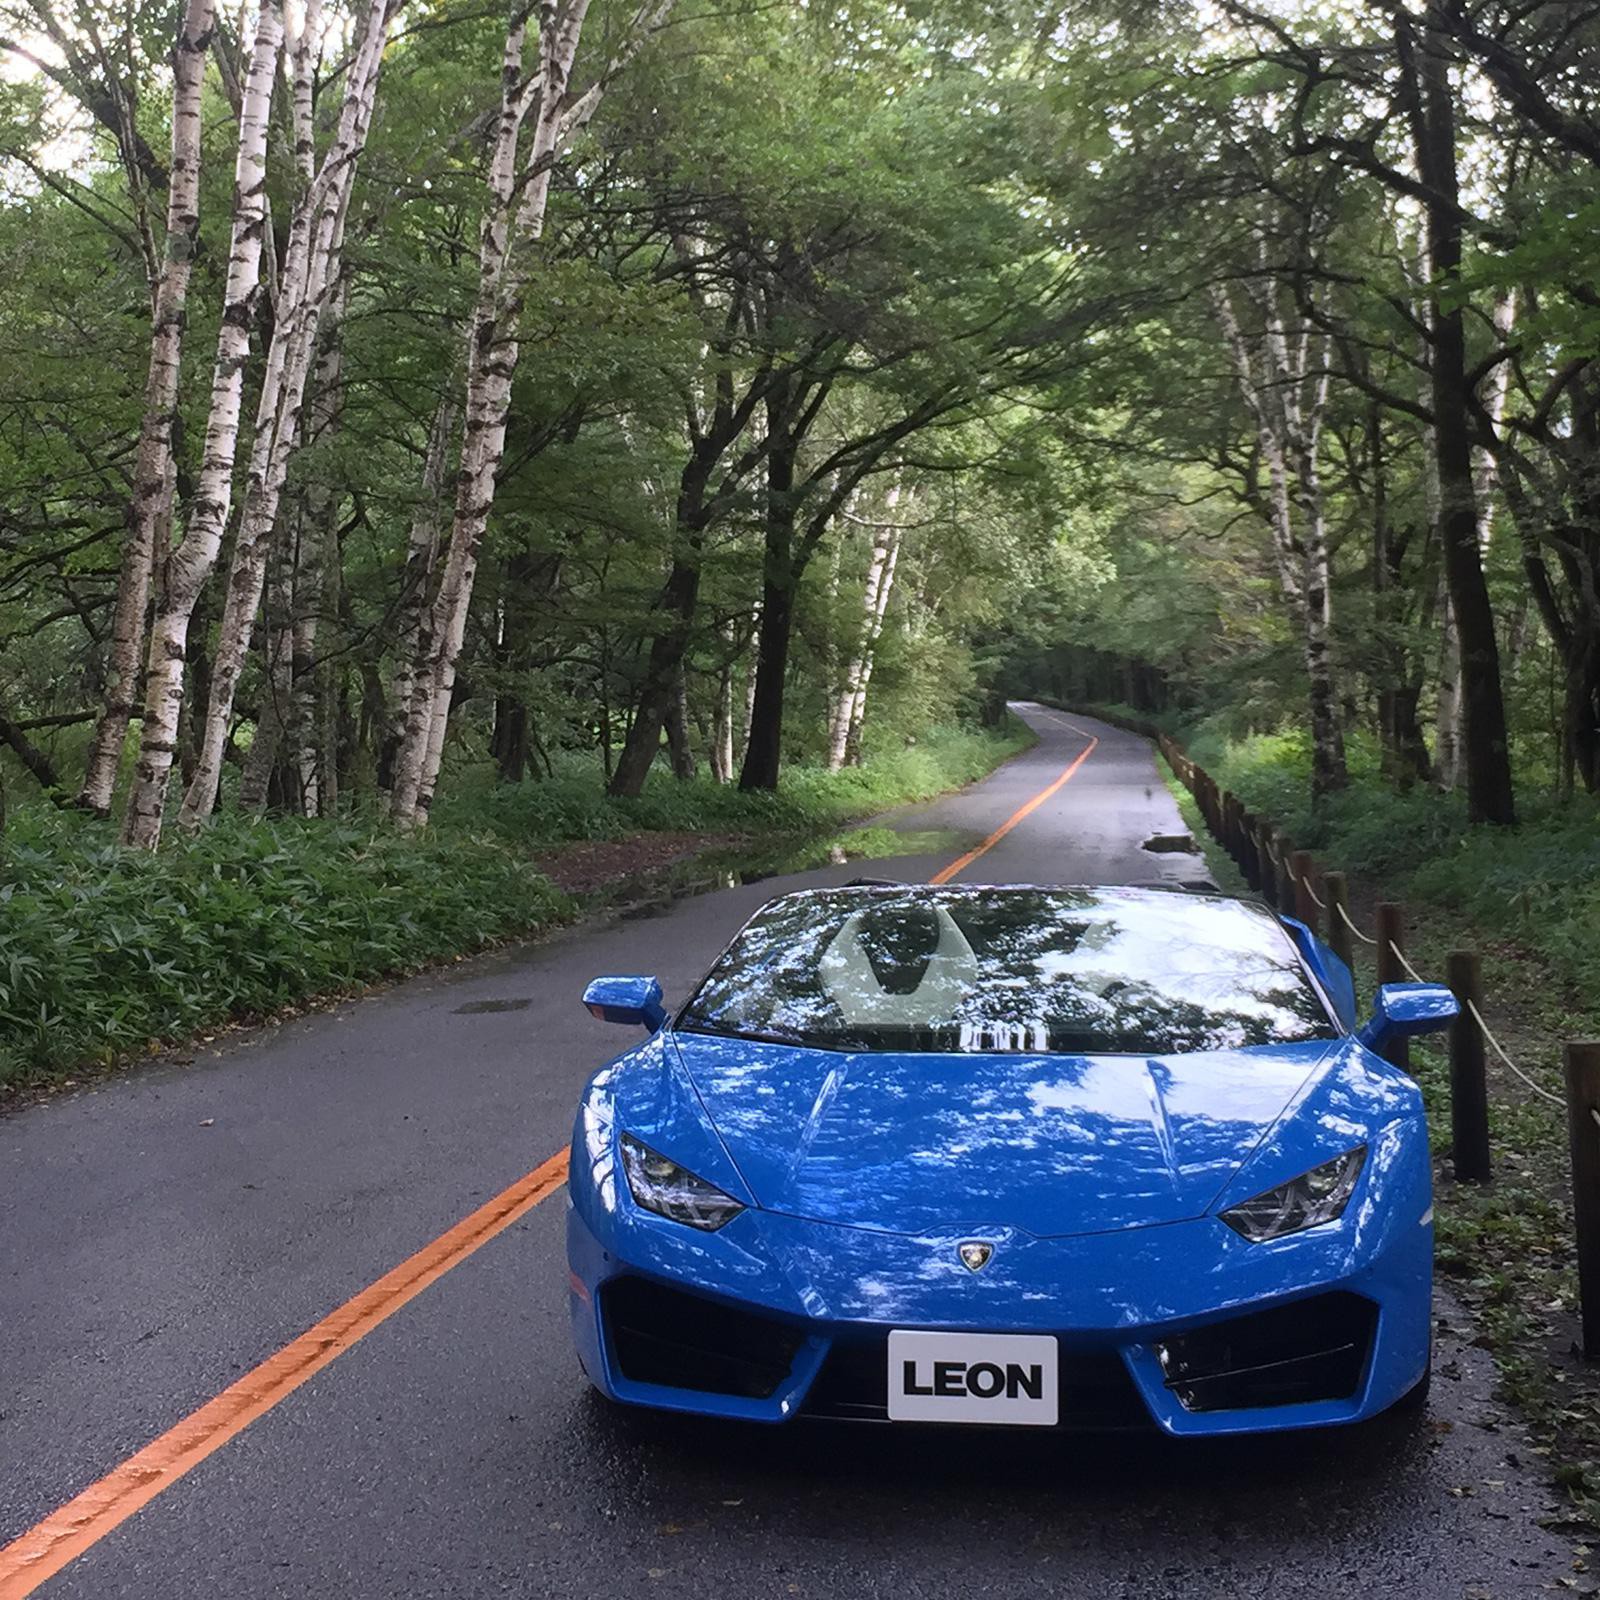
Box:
[677, 887, 1338, 1055]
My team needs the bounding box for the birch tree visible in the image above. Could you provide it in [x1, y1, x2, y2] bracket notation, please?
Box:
[386, 0, 674, 828]
[1213, 277, 1347, 797]
[75, 0, 214, 816]
[828, 491, 905, 771]
[121, 0, 285, 848]
[178, 0, 400, 829]
[236, 297, 346, 815]
[379, 391, 456, 793]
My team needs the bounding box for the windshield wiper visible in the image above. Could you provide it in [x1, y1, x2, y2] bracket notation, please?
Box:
[676, 1021, 821, 1050]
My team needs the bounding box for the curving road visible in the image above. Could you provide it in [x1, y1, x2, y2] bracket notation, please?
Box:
[0, 706, 1567, 1598]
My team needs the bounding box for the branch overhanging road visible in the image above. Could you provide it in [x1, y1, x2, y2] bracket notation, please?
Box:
[0, 705, 1567, 1598]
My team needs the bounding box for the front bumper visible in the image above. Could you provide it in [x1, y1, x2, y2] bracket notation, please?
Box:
[565, 1135, 1433, 1437]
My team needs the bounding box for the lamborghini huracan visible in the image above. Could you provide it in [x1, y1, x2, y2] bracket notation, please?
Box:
[567, 884, 1456, 1435]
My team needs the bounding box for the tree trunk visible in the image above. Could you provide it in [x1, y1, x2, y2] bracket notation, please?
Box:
[237, 510, 296, 809]
[0, 706, 64, 794]
[179, 0, 393, 829]
[390, 0, 671, 827]
[1213, 282, 1347, 798]
[121, 0, 285, 848]
[1290, 361, 1347, 798]
[379, 391, 456, 794]
[712, 658, 735, 783]
[739, 585, 793, 792]
[77, 0, 215, 817]
[1564, 628, 1600, 794]
[665, 663, 696, 779]
[740, 622, 759, 765]
[286, 339, 345, 815]
[1411, 7, 1516, 823]
[609, 550, 703, 797]
[1434, 294, 1516, 792]
[829, 513, 901, 770]
[738, 404, 798, 792]
[385, 4, 570, 828]
[491, 693, 528, 783]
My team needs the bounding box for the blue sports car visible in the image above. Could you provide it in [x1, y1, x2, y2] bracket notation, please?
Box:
[567, 884, 1458, 1435]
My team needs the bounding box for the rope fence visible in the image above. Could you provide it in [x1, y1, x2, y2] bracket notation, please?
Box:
[1063, 704, 1600, 1359]
[1335, 900, 1377, 945]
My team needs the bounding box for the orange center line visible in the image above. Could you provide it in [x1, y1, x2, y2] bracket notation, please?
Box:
[929, 722, 1098, 886]
[0, 1151, 569, 1600]
[1, 713, 1096, 1596]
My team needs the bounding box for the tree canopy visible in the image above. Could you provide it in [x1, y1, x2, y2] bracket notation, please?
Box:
[1, 0, 1597, 830]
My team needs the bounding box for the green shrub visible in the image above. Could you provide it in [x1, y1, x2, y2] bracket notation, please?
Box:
[0, 807, 570, 1084]
[1145, 709, 1600, 997]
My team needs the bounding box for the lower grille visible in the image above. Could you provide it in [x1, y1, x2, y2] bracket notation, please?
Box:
[802, 1336, 1152, 1429]
[1156, 1291, 1378, 1412]
[602, 1277, 805, 1400]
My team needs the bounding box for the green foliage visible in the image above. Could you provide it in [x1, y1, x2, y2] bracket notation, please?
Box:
[1174, 718, 1600, 995]
[0, 723, 1027, 1088]
[438, 722, 1030, 841]
[0, 806, 570, 1086]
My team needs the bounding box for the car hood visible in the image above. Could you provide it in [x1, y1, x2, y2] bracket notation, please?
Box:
[671, 1032, 1341, 1237]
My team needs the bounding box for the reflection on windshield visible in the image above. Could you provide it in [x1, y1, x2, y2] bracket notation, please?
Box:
[678, 888, 1336, 1055]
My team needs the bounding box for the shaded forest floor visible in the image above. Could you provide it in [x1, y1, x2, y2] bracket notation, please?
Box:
[1153, 728, 1600, 1542]
[0, 720, 1031, 1102]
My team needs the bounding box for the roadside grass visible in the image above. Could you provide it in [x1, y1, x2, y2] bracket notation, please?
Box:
[1147, 711, 1599, 1533]
[0, 721, 1031, 1093]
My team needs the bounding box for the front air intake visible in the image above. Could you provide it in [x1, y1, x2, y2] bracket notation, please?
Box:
[602, 1277, 804, 1400]
[1156, 1291, 1378, 1412]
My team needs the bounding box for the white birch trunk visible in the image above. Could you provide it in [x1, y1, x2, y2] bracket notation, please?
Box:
[121, 0, 285, 848]
[382, 391, 457, 795]
[1213, 286, 1304, 607]
[712, 669, 735, 783]
[1214, 279, 1344, 792]
[78, 0, 215, 817]
[829, 495, 904, 771]
[388, 0, 674, 827]
[841, 527, 900, 767]
[237, 511, 296, 808]
[288, 308, 347, 815]
[178, 0, 396, 829]
[740, 609, 760, 764]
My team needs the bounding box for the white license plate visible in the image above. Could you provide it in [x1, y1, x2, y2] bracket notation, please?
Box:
[887, 1330, 1059, 1426]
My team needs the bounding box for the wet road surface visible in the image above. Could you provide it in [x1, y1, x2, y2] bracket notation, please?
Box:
[0, 706, 1568, 1597]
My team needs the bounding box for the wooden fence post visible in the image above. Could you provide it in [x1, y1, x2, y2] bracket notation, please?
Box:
[1565, 1042, 1600, 1360]
[1375, 903, 1409, 1071]
[1290, 848, 1318, 933]
[1446, 950, 1492, 1184]
[1239, 811, 1260, 890]
[1256, 821, 1278, 908]
[1323, 870, 1354, 990]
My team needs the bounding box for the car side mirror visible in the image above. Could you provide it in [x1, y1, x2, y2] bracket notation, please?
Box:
[1356, 982, 1458, 1054]
[582, 975, 667, 1032]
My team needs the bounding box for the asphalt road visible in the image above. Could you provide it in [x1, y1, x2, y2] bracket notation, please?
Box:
[0, 705, 1569, 1598]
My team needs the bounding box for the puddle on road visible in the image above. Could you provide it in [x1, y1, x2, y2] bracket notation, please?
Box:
[1142, 833, 1200, 854]
[696, 826, 977, 884]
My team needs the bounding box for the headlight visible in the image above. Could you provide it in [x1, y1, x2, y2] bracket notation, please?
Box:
[619, 1134, 744, 1231]
[1221, 1147, 1366, 1242]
